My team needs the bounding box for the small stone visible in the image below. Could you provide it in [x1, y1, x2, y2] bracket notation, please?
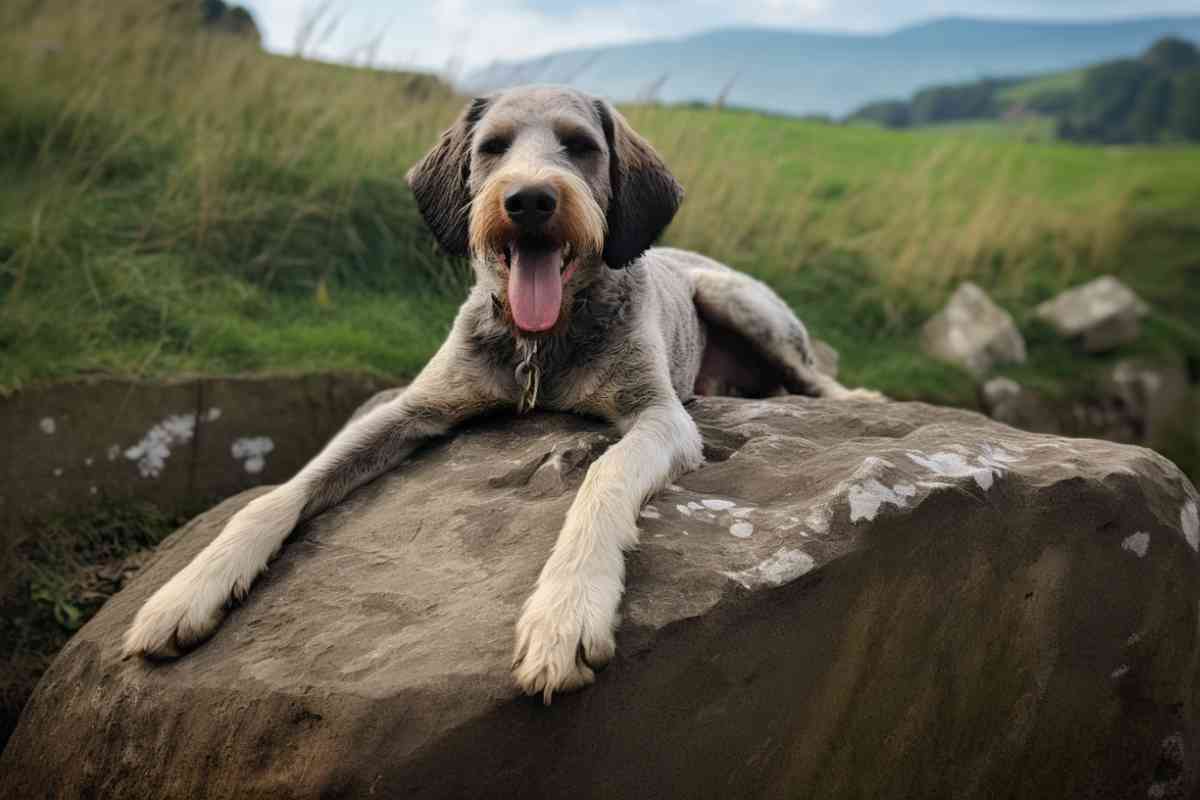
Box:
[921, 283, 1026, 377]
[1035, 276, 1149, 353]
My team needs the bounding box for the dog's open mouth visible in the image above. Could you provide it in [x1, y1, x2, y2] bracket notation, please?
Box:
[502, 237, 578, 333]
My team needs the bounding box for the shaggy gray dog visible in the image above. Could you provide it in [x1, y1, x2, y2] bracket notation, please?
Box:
[124, 85, 878, 702]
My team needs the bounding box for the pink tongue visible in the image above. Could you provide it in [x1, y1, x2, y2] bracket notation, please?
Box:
[509, 246, 563, 332]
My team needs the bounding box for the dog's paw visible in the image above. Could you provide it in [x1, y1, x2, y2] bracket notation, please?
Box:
[511, 579, 617, 704]
[122, 491, 300, 660]
[121, 558, 232, 660]
[845, 388, 887, 402]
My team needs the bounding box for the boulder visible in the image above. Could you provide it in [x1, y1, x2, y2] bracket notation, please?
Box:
[921, 283, 1027, 377]
[3, 397, 1199, 800]
[979, 362, 1192, 464]
[980, 377, 1060, 434]
[1035, 276, 1150, 353]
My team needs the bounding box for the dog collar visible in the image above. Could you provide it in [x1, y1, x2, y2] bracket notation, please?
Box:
[514, 339, 541, 413]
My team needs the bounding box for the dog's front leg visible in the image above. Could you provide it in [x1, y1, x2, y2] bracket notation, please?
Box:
[123, 340, 495, 659]
[512, 399, 703, 702]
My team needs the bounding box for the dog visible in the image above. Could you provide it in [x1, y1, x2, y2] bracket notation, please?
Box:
[123, 85, 879, 702]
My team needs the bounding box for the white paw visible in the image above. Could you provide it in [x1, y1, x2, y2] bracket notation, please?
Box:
[844, 388, 887, 402]
[121, 557, 233, 659]
[121, 492, 299, 660]
[512, 578, 618, 704]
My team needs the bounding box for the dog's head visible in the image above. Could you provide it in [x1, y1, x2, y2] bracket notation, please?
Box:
[407, 85, 683, 334]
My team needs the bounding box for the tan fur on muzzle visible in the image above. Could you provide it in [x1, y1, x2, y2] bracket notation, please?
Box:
[468, 165, 606, 261]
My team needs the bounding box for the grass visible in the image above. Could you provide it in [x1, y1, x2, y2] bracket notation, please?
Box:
[1, 2, 1199, 411]
[0, 497, 194, 749]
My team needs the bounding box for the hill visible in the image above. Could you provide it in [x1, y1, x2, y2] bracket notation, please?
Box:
[849, 36, 1200, 144]
[464, 16, 1200, 118]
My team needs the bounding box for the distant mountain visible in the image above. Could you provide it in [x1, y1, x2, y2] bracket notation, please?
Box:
[463, 16, 1200, 118]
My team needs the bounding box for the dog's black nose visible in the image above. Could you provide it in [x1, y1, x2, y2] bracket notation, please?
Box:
[503, 184, 558, 229]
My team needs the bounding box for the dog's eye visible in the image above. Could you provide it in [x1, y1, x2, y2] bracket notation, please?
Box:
[561, 135, 599, 157]
[478, 137, 510, 156]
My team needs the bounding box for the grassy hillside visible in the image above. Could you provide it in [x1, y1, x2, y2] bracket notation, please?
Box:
[998, 69, 1086, 105]
[3, 1, 1199, 414]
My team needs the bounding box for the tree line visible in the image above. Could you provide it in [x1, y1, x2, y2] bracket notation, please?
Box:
[848, 37, 1200, 144]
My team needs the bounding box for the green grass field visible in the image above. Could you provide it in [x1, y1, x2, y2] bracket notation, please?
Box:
[3, 1, 1199, 413]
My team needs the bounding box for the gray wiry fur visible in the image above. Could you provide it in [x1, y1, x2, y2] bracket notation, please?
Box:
[123, 86, 880, 702]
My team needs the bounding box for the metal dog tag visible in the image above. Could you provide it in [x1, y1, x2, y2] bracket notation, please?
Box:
[515, 341, 540, 413]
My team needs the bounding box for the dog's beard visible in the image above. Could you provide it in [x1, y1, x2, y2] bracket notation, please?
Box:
[469, 167, 605, 334]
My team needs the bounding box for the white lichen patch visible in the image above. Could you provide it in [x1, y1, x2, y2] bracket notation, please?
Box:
[676, 504, 692, 517]
[687, 501, 704, 511]
[1182, 501, 1199, 552]
[1111, 665, 1130, 679]
[1121, 532, 1150, 558]
[84, 457, 93, 467]
[232, 436, 275, 474]
[806, 509, 830, 534]
[206, 407, 222, 422]
[848, 479, 916, 522]
[730, 521, 754, 538]
[124, 413, 197, 478]
[39, 417, 56, 435]
[701, 499, 735, 511]
[106, 444, 121, 462]
[722, 547, 815, 589]
[52, 468, 63, 477]
[639, 505, 662, 520]
[907, 444, 1022, 491]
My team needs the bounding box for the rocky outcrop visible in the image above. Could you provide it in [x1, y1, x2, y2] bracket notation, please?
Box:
[1035, 276, 1150, 353]
[980, 359, 1193, 455]
[3, 397, 1199, 799]
[921, 282, 1027, 376]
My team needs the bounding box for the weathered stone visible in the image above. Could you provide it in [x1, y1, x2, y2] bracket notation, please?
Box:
[980, 377, 1061, 434]
[921, 282, 1026, 377]
[1106, 358, 1190, 446]
[0, 374, 386, 596]
[1035, 276, 1150, 353]
[3, 397, 1199, 799]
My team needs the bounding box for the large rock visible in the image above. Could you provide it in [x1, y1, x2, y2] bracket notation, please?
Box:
[1035, 276, 1150, 353]
[921, 282, 1027, 377]
[3, 397, 1199, 799]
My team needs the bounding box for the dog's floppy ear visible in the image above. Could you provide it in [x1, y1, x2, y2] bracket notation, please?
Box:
[406, 96, 490, 257]
[595, 99, 683, 269]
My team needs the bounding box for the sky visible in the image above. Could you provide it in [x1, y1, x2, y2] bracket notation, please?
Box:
[241, 0, 1200, 74]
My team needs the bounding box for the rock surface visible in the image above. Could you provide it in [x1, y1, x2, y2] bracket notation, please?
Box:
[0, 374, 386, 596]
[1035, 275, 1150, 353]
[3, 397, 1200, 799]
[921, 282, 1027, 377]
